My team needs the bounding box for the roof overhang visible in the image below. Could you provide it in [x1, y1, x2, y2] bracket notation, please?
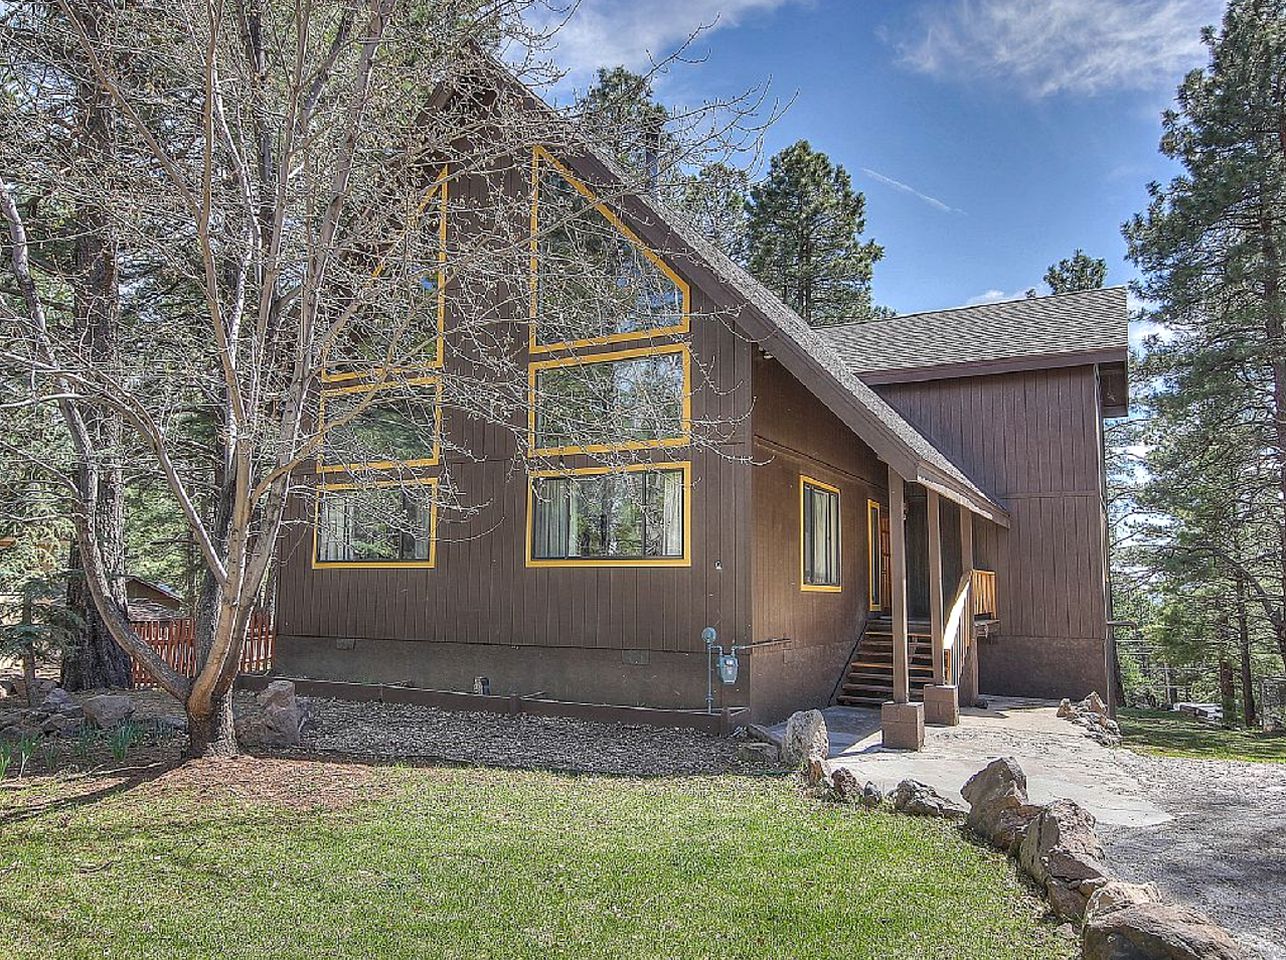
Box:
[855, 346, 1129, 385]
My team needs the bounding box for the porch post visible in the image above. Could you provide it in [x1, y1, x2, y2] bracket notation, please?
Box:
[922, 490, 960, 727]
[881, 464, 924, 750]
[959, 508, 977, 705]
[927, 490, 945, 685]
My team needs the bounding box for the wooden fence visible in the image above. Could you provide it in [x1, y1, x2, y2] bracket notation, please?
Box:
[128, 614, 275, 689]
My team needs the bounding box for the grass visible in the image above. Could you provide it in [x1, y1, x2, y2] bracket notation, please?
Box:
[0, 760, 1072, 960]
[1118, 708, 1286, 764]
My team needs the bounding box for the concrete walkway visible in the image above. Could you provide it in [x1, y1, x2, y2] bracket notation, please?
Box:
[773, 698, 1169, 827]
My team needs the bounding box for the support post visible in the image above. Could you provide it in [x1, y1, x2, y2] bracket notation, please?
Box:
[927, 490, 944, 685]
[888, 465, 909, 705]
[882, 465, 924, 750]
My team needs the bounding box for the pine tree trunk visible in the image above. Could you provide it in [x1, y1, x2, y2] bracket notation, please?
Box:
[1218, 657, 1236, 727]
[60, 0, 133, 693]
[1237, 578, 1258, 728]
[62, 542, 133, 691]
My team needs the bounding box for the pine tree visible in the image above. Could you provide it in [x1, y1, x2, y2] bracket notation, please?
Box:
[745, 140, 883, 325]
[1044, 249, 1107, 293]
[1124, 0, 1286, 677]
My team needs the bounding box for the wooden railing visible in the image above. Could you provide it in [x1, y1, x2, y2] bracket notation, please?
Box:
[972, 569, 998, 620]
[128, 614, 275, 689]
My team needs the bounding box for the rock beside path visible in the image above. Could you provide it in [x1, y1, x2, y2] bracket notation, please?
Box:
[891, 778, 966, 819]
[1082, 902, 1247, 960]
[781, 709, 828, 767]
[961, 756, 1042, 851]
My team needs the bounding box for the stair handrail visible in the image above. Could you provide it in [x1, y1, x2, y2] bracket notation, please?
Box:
[942, 572, 973, 687]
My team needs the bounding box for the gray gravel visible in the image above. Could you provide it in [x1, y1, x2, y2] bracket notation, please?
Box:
[1100, 751, 1286, 960]
[298, 697, 767, 777]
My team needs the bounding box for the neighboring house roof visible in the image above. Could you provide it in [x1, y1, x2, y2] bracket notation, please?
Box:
[819, 287, 1129, 384]
[464, 55, 1011, 525]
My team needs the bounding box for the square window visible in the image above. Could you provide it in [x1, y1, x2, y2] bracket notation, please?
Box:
[315, 481, 436, 567]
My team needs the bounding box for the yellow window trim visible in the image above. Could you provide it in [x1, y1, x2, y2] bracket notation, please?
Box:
[527, 342, 691, 458]
[529, 145, 691, 355]
[525, 461, 692, 568]
[312, 476, 438, 570]
[867, 498, 882, 611]
[323, 164, 449, 382]
[318, 376, 442, 474]
[800, 474, 842, 593]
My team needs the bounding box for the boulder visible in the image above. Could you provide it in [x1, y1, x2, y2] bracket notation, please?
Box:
[81, 693, 135, 730]
[1081, 691, 1108, 716]
[1082, 902, 1246, 960]
[40, 688, 84, 719]
[736, 740, 779, 764]
[1085, 880, 1162, 920]
[891, 779, 966, 819]
[803, 755, 827, 787]
[860, 782, 884, 809]
[1057, 698, 1073, 718]
[961, 757, 1042, 851]
[1046, 879, 1091, 922]
[40, 713, 83, 736]
[830, 767, 861, 802]
[254, 681, 300, 747]
[781, 709, 828, 767]
[1017, 798, 1107, 886]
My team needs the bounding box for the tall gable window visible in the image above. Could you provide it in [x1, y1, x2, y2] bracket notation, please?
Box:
[529, 464, 689, 566]
[530, 146, 688, 351]
[324, 166, 448, 380]
[529, 345, 689, 456]
[801, 476, 841, 592]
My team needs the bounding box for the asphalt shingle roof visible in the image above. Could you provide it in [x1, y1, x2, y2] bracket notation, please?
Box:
[818, 288, 1129, 378]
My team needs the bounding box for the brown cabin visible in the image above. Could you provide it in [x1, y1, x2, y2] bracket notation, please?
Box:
[272, 67, 1128, 732]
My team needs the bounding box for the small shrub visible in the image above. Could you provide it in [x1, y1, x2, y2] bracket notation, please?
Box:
[17, 735, 37, 777]
[0, 743, 11, 779]
[73, 727, 98, 761]
[39, 740, 58, 772]
[109, 721, 143, 762]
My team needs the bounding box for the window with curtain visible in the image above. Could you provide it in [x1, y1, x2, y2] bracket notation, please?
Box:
[802, 478, 841, 590]
[531, 467, 685, 562]
[532, 348, 686, 454]
[316, 483, 435, 565]
[533, 150, 685, 347]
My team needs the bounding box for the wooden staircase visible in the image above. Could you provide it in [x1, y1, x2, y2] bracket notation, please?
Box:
[835, 617, 937, 709]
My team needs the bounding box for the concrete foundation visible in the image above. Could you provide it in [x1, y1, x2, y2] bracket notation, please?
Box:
[922, 684, 960, 726]
[880, 701, 925, 751]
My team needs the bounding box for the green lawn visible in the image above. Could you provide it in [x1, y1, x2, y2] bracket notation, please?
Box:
[0, 759, 1072, 960]
[1119, 708, 1286, 763]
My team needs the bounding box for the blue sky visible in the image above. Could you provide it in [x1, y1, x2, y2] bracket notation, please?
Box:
[531, 0, 1225, 333]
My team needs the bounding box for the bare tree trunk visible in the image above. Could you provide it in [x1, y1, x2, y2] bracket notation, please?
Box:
[186, 689, 237, 758]
[60, 0, 133, 692]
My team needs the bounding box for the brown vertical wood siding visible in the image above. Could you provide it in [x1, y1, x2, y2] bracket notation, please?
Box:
[876, 365, 1110, 698]
[746, 354, 888, 721]
[273, 158, 754, 709]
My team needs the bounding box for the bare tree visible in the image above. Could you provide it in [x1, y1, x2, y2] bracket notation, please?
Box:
[1, 0, 768, 755]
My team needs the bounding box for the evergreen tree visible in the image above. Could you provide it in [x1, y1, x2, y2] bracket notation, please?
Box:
[1123, 0, 1286, 696]
[745, 140, 883, 325]
[1044, 249, 1108, 293]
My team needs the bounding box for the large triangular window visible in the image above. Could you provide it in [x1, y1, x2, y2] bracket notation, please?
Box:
[530, 147, 688, 351]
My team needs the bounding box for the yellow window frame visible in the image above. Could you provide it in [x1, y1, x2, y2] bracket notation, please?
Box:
[525, 461, 692, 568]
[529, 145, 690, 354]
[318, 375, 442, 474]
[312, 476, 438, 570]
[800, 474, 842, 593]
[867, 498, 882, 610]
[527, 342, 691, 457]
[322, 164, 449, 382]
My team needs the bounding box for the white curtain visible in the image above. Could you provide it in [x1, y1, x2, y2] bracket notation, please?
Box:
[534, 477, 571, 559]
[661, 470, 683, 557]
[319, 494, 355, 562]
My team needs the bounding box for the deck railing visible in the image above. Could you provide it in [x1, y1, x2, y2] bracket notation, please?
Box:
[971, 569, 998, 620]
[128, 613, 274, 689]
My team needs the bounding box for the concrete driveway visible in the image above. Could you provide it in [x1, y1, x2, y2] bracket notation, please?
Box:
[771, 699, 1284, 959]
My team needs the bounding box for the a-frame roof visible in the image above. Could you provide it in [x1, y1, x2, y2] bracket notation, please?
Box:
[454, 54, 1010, 525]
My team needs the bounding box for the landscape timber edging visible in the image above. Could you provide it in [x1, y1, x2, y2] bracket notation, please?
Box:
[235, 674, 748, 736]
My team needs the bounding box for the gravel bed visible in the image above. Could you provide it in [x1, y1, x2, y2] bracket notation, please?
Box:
[299, 697, 767, 777]
[1100, 750, 1286, 960]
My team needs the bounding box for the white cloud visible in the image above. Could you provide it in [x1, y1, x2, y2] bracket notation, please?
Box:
[895, 0, 1223, 98]
[861, 167, 964, 214]
[966, 287, 1031, 305]
[531, 0, 803, 86]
